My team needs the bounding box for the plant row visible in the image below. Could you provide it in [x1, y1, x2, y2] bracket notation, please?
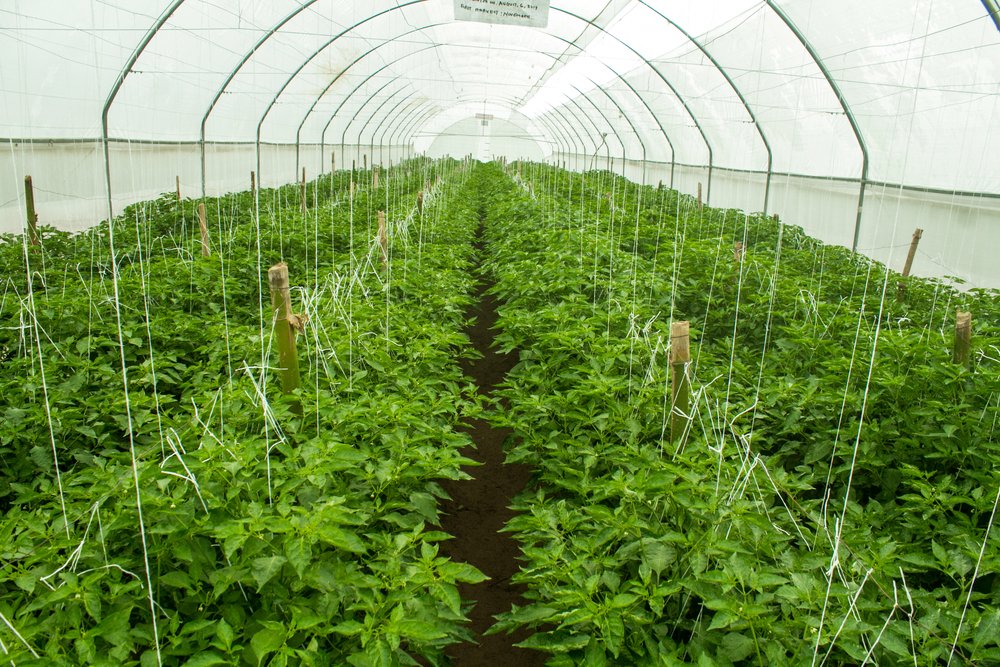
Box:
[483, 161, 999, 665]
[0, 158, 488, 665]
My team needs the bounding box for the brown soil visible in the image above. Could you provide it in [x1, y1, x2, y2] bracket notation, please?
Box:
[438, 240, 546, 666]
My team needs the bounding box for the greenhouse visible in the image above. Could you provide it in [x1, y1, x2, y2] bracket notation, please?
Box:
[1, 0, 999, 664]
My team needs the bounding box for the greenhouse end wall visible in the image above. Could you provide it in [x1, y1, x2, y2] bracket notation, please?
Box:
[0, 141, 413, 235]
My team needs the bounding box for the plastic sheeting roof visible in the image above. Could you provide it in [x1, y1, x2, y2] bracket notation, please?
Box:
[2, 0, 998, 193]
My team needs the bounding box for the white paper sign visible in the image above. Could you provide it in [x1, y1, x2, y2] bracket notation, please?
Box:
[454, 0, 550, 28]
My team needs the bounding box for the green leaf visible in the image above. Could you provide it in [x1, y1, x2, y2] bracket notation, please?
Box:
[251, 556, 287, 589]
[285, 537, 311, 578]
[517, 631, 591, 652]
[440, 561, 488, 584]
[720, 632, 755, 661]
[318, 526, 366, 553]
[160, 571, 192, 589]
[215, 619, 234, 651]
[397, 618, 447, 642]
[181, 652, 227, 667]
[250, 625, 286, 664]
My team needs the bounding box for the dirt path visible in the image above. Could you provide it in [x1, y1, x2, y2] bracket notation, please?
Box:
[438, 235, 546, 666]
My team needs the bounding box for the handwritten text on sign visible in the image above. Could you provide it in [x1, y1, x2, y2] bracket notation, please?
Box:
[454, 0, 550, 28]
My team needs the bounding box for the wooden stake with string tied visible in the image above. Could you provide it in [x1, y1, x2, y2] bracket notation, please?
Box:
[670, 321, 692, 445]
[24, 175, 39, 247]
[954, 310, 972, 366]
[897, 227, 923, 300]
[197, 203, 210, 257]
[377, 211, 388, 270]
[300, 168, 307, 216]
[268, 263, 306, 399]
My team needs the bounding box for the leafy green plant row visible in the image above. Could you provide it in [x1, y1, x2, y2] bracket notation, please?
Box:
[0, 158, 490, 665]
[480, 161, 999, 665]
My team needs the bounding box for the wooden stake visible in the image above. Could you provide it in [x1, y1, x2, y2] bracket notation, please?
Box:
[897, 227, 923, 300]
[197, 203, 210, 257]
[734, 241, 744, 264]
[417, 190, 424, 214]
[954, 310, 972, 365]
[250, 170, 256, 198]
[268, 262, 301, 394]
[373, 166, 379, 190]
[696, 182, 702, 209]
[377, 211, 388, 270]
[331, 152, 336, 172]
[24, 175, 39, 247]
[176, 175, 181, 202]
[670, 321, 691, 444]
[363, 154, 367, 171]
[300, 168, 307, 215]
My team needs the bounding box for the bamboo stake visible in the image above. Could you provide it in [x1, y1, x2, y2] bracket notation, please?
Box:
[268, 262, 301, 394]
[897, 227, 923, 300]
[300, 168, 307, 216]
[176, 176, 181, 202]
[197, 203, 210, 257]
[670, 321, 691, 445]
[377, 210, 387, 270]
[24, 175, 39, 247]
[954, 311, 972, 365]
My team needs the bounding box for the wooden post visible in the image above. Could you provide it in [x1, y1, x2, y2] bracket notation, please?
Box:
[176, 176, 181, 202]
[897, 228, 923, 300]
[300, 168, 307, 215]
[377, 210, 387, 270]
[363, 154, 367, 171]
[24, 175, 39, 247]
[197, 203, 210, 257]
[373, 166, 379, 190]
[331, 152, 336, 172]
[670, 321, 691, 445]
[268, 263, 301, 394]
[734, 241, 744, 264]
[696, 182, 702, 209]
[954, 311, 972, 366]
[417, 190, 424, 214]
[250, 170, 256, 198]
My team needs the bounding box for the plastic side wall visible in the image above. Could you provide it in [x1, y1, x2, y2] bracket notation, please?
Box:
[554, 153, 1000, 290]
[0, 141, 413, 235]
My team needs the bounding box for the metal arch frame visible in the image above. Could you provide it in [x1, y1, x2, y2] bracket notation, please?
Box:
[339, 79, 411, 162]
[392, 106, 439, 159]
[766, 0, 869, 252]
[579, 77, 648, 174]
[982, 0, 1000, 33]
[553, 7, 715, 203]
[199, 0, 325, 199]
[102, 0, 186, 219]
[294, 25, 445, 175]
[639, 1, 773, 213]
[379, 101, 437, 164]
[310, 34, 649, 179]
[564, 87, 622, 171]
[369, 95, 424, 165]
[253, 2, 428, 187]
[303, 27, 670, 180]
[354, 87, 412, 165]
[320, 48, 441, 166]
